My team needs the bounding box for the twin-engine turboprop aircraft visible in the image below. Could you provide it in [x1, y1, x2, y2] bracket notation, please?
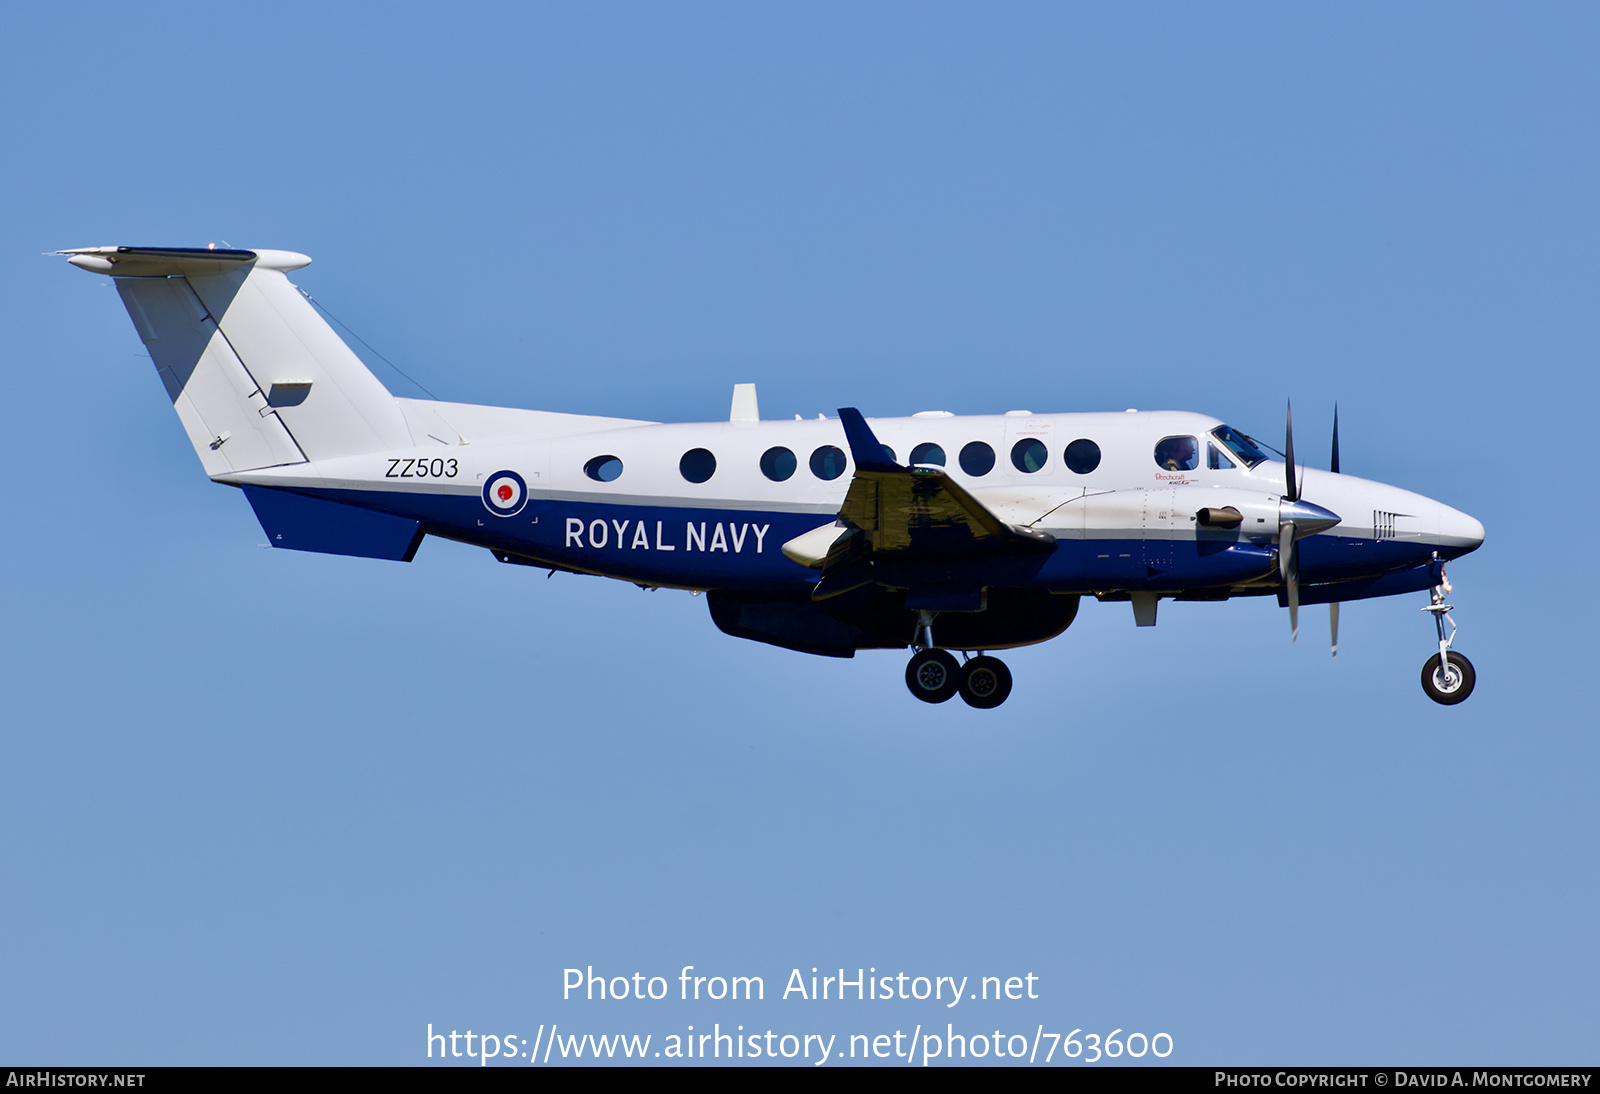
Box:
[58, 245, 1485, 708]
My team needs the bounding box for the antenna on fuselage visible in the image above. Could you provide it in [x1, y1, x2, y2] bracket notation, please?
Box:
[730, 383, 759, 422]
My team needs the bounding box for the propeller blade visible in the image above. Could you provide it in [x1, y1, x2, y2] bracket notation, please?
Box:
[1279, 519, 1300, 642]
[1287, 546, 1299, 643]
[1330, 403, 1341, 475]
[1284, 399, 1299, 502]
[1289, 580, 1299, 643]
[1330, 601, 1340, 658]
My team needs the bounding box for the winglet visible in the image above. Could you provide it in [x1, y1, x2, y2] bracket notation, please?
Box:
[837, 407, 899, 471]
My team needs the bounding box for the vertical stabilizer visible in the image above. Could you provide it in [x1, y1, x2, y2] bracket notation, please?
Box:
[115, 272, 306, 476]
[62, 246, 413, 474]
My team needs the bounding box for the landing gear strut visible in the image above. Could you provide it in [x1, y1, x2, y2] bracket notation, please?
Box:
[1420, 567, 1475, 705]
[904, 612, 1014, 708]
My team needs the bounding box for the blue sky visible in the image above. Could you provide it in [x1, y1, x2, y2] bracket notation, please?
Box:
[2, 2, 1595, 1065]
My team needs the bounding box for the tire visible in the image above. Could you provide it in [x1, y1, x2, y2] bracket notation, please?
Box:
[905, 649, 961, 703]
[959, 656, 1013, 709]
[1421, 652, 1475, 705]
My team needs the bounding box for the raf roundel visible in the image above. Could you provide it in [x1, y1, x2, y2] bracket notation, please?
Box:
[482, 470, 528, 517]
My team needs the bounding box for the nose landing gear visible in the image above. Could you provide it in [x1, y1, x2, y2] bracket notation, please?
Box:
[1420, 568, 1475, 705]
[904, 612, 1014, 708]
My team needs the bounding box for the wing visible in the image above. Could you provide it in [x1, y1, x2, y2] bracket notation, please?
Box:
[838, 463, 1056, 553]
[814, 409, 1056, 602]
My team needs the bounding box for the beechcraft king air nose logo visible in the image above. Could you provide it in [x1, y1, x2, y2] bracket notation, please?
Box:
[482, 470, 528, 517]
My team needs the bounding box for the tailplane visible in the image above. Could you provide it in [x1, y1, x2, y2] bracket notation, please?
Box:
[59, 246, 410, 475]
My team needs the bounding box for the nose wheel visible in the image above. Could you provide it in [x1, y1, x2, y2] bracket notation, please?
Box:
[1421, 651, 1475, 705]
[1420, 567, 1476, 705]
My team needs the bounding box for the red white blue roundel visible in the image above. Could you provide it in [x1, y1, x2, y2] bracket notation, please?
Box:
[482, 470, 528, 517]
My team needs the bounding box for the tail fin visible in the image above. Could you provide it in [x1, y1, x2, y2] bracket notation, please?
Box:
[60, 246, 411, 475]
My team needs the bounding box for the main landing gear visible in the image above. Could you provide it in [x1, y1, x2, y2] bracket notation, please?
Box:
[905, 649, 1014, 708]
[1420, 568, 1475, 705]
[904, 612, 1014, 709]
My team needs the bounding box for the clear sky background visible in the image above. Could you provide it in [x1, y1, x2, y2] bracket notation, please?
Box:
[2, 2, 1595, 1066]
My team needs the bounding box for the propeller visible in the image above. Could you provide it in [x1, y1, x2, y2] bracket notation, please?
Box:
[1277, 399, 1341, 644]
[1329, 403, 1340, 656]
[1282, 400, 1300, 640]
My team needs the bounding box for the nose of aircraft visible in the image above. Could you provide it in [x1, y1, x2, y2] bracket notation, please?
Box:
[1438, 504, 1485, 557]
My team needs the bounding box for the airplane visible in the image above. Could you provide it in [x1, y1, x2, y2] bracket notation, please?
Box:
[56, 244, 1485, 709]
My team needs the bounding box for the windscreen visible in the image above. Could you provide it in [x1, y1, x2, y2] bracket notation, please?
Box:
[1211, 425, 1269, 468]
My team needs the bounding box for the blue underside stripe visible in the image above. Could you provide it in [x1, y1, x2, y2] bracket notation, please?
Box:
[249, 485, 1460, 594]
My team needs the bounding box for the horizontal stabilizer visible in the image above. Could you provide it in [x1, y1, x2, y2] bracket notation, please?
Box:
[243, 486, 424, 562]
[56, 246, 304, 277]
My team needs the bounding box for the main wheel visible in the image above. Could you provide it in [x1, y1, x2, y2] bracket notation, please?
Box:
[1421, 652, 1475, 705]
[906, 649, 961, 703]
[959, 655, 1013, 709]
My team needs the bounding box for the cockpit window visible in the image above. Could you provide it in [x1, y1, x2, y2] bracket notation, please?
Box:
[1154, 436, 1199, 472]
[1211, 425, 1268, 468]
[1207, 443, 1235, 470]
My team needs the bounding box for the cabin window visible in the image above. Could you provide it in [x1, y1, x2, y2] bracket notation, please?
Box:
[583, 455, 623, 482]
[1063, 438, 1101, 474]
[1211, 425, 1268, 468]
[810, 445, 847, 480]
[909, 442, 946, 467]
[1207, 443, 1236, 470]
[959, 441, 995, 477]
[1010, 437, 1047, 473]
[679, 447, 716, 484]
[760, 446, 797, 482]
[1154, 436, 1199, 472]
